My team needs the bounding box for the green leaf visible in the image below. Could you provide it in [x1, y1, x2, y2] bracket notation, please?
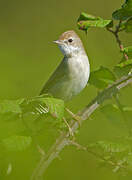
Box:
[0, 99, 24, 114]
[19, 96, 65, 132]
[123, 154, 132, 170]
[125, 17, 132, 32]
[78, 12, 99, 21]
[78, 20, 112, 30]
[21, 96, 64, 120]
[114, 47, 132, 77]
[2, 136, 32, 151]
[77, 12, 112, 31]
[89, 66, 116, 89]
[123, 106, 132, 111]
[89, 140, 131, 153]
[88, 138, 132, 173]
[112, 9, 132, 20]
[106, 20, 114, 28]
[116, 59, 132, 67]
[0, 98, 24, 125]
[114, 65, 132, 78]
[112, 0, 132, 20]
[119, 21, 127, 31]
[123, 0, 132, 8]
[0, 96, 65, 138]
[39, 97, 64, 120]
[123, 46, 132, 54]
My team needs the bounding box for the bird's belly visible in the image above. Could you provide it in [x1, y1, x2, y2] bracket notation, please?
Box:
[51, 78, 87, 101]
[69, 68, 89, 96]
[54, 62, 89, 101]
[48, 56, 90, 101]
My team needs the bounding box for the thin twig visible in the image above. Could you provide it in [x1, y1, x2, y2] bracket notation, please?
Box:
[31, 74, 132, 180]
[63, 117, 74, 137]
[114, 95, 131, 135]
[69, 140, 127, 171]
[65, 107, 82, 125]
[107, 21, 129, 60]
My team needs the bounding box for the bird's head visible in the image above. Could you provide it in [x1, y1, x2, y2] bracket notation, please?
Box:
[53, 30, 84, 57]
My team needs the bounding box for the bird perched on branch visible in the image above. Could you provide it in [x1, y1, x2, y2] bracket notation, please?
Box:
[40, 30, 90, 101]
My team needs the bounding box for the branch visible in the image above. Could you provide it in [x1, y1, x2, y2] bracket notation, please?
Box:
[107, 21, 129, 60]
[114, 95, 131, 135]
[69, 141, 127, 172]
[31, 74, 132, 180]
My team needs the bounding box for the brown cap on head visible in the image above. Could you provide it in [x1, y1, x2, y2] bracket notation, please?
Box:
[58, 30, 80, 41]
[56, 30, 84, 50]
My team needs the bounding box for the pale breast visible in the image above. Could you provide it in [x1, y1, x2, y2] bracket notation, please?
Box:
[41, 55, 90, 101]
[67, 55, 90, 98]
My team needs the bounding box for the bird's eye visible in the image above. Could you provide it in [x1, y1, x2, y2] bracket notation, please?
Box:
[68, 38, 73, 43]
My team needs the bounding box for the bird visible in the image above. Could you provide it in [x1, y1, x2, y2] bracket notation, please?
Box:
[40, 30, 90, 101]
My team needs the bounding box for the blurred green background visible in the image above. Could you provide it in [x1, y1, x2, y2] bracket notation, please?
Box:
[0, 0, 132, 180]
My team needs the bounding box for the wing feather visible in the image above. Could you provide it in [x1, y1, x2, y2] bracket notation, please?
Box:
[40, 58, 69, 95]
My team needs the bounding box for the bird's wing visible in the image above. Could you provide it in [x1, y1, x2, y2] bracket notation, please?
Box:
[40, 57, 69, 95]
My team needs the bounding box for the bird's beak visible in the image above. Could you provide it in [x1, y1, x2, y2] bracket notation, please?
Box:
[53, 40, 62, 44]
